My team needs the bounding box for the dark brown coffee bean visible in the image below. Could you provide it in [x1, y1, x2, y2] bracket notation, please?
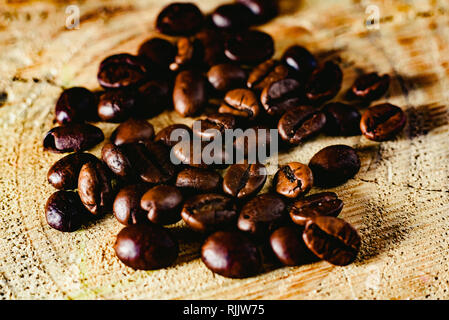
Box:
[43, 123, 104, 153]
[55, 87, 96, 124]
[360, 103, 406, 142]
[274, 162, 313, 199]
[195, 28, 227, 67]
[114, 224, 179, 270]
[278, 105, 326, 145]
[78, 161, 114, 216]
[303, 216, 361, 266]
[351, 73, 390, 101]
[219, 88, 260, 120]
[172, 140, 231, 168]
[169, 37, 204, 72]
[305, 61, 343, 105]
[309, 145, 360, 187]
[290, 192, 343, 226]
[113, 184, 149, 225]
[141, 185, 183, 225]
[154, 124, 192, 148]
[270, 225, 318, 266]
[192, 113, 236, 140]
[110, 118, 154, 146]
[281, 45, 317, 80]
[211, 3, 255, 30]
[101, 143, 135, 179]
[247, 59, 290, 91]
[135, 79, 171, 118]
[261, 78, 303, 116]
[207, 64, 247, 92]
[45, 191, 88, 232]
[223, 163, 267, 199]
[47, 152, 98, 190]
[238, 193, 286, 237]
[97, 89, 136, 123]
[156, 2, 204, 36]
[225, 30, 274, 64]
[97, 54, 148, 89]
[201, 230, 261, 278]
[173, 70, 207, 117]
[237, 0, 278, 24]
[137, 37, 176, 71]
[323, 102, 361, 136]
[176, 167, 222, 193]
[234, 126, 273, 157]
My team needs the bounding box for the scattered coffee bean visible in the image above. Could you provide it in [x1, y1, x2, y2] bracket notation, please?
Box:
[223, 163, 267, 199]
[172, 140, 226, 169]
[237, 0, 278, 24]
[176, 167, 222, 193]
[289, 192, 343, 226]
[322, 102, 361, 136]
[156, 2, 204, 36]
[97, 89, 137, 123]
[247, 59, 290, 91]
[350, 72, 390, 101]
[234, 126, 273, 157]
[170, 37, 204, 71]
[192, 113, 236, 140]
[303, 216, 361, 266]
[137, 37, 176, 71]
[281, 45, 317, 80]
[195, 28, 227, 67]
[43, 123, 104, 153]
[154, 124, 192, 148]
[135, 79, 172, 118]
[261, 78, 303, 116]
[101, 143, 135, 180]
[110, 118, 154, 146]
[97, 53, 148, 89]
[207, 63, 247, 92]
[305, 61, 343, 105]
[45, 191, 88, 232]
[274, 162, 314, 199]
[113, 184, 149, 225]
[173, 70, 207, 117]
[360, 103, 406, 141]
[141, 185, 183, 225]
[211, 3, 254, 30]
[219, 88, 260, 120]
[225, 30, 274, 64]
[55, 87, 96, 124]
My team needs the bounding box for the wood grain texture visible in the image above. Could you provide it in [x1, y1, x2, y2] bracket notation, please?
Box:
[0, 0, 448, 299]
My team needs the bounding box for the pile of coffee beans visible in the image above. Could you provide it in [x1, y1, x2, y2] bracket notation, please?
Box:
[43, 1, 406, 278]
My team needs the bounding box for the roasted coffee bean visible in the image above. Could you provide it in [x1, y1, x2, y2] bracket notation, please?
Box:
[270, 226, 318, 266]
[278, 105, 326, 145]
[172, 140, 231, 168]
[141, 185, 183, 225]
[323, 102, 361, 136]
[173, 70, 207, 117]
[195, 28, 227, 67]
[234, 126, 274, 158]
[219, 88, 260, 120]
[274, 162, 314, 199]
[137, 37, 176, 71]
[101, 143, 135, 179]
[247, 59, 290, 91]
[281, 45, 317, 80]
[360, 103, 406, 142]
[55, 87, 96, 124]
[207, 63, 247, 92]
[237, 0, 278, 24]
[303, 216, 361, 266]
[305, 61, 343, 105]
[110, 118, 154, 146]
[176, 167, 222, 193]
[192, 113, 236, 140]
[261, 78, 303, 116]
[113, 184, 149, 225]
[45, 191, 88, 232]
[289, 192, 343, 226]
[238, 193, 286, 238]
[97, 89, 136, 123]
[181, 193, 238, 233]
[78, 160, 114, 215]
[97, 54, 148, 89]
[114, 224, 179, 270]
[154, 124, 192, 148]
[135, 79, 171, 118]
[223, 163, 267, 199]
[156, 2, 204, 36]
[43, 123, 104, 153]
[309, 145, 360, 187]
[225, 30, 274, 64]
[211, 3, 255, 30]
[47, 152, 98, 190]
[201, 230, 261, 278]
[169, 37, 204, 72]
[350, 73, 390, 101]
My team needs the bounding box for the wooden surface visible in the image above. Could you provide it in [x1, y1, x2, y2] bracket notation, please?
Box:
[0, 0, 449, 300]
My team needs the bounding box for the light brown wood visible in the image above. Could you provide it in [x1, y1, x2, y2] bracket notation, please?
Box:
[0, 0, 448, 299]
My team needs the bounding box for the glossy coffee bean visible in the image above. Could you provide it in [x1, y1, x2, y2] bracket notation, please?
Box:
[274, 162, 314, 199]
[195, 28, 227, 67]
[110, 118, 154, 146]
[202, 230, 261, 278]
[305, 61, 343, 105]
[247, 59, 290, 91]
[360, 103, 406, 142]
[211, 3, 254, 30]
[309, 145, 360, 187]
[78, 161, 114, 216]
[237, 0, 278, 24]
[141, 185, 183, 225]
[351, 73, 390, 101]
[55, 87, 96, 124]
[137, 37, 176, 71]
[101, 143, 135, 179]
[207, 63, 247, 92]
[261, 78, 303, 116]
[47, 152, 98, 190]
[303, 216, 361, 266]
[114, 224, 179, 270]
[234, 126, 273, 157]
[97, 54, 148, 89]
[225, 30, 274, 64]
[192, 113, 236, 140]
[43, 123, 104, 153]
[113, 184, 149, 225]
[45, 191, 88, 232]
[281, 45, 317, 80]
[176, 167, 222, 193]
[170, 37, 204, 72]
[173, 70, 207, 117]
[270, 226, 318, 266]
[289, 192, 343, 226]
[322, 102, 361, 136]
[238, 193, 286, 238]
[181, 194, 238, 233]
[219, 88, 260, 120]
[223, 163, 267, 199]
[278, 105, 326, 145]
[154, 124, 192, 148]
[135, 79, 171, 118]
[97, 89, 136, 123]
[156, 2, 204, 36]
